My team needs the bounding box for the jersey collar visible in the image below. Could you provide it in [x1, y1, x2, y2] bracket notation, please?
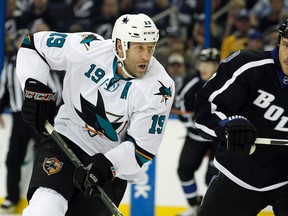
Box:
[106, 58, 132, 89]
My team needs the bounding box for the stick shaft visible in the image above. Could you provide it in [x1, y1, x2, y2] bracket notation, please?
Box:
[255, 138, 288, 146]
[250, 137, 288, 154]
[45, 121, 123, 216]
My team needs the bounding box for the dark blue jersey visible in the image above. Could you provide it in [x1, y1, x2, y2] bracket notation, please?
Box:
[195, 48, 288, 191]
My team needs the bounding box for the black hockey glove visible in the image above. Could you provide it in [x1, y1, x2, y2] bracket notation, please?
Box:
[219, 116, 257, 156]
[22, 78, 56, 136]
[73, 153, 116, 198]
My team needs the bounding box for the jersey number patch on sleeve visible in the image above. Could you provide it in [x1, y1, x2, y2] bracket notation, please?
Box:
[84, 64, 105, 84]
[46, 33, 68, 48]
[149, 115, 166, 134]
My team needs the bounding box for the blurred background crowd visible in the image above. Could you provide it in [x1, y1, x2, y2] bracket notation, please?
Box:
[4, 0, 288, 92]
[3, 0, 287, 84]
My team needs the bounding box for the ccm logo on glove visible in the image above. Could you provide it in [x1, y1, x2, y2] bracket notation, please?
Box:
[25, 89, 56, 101]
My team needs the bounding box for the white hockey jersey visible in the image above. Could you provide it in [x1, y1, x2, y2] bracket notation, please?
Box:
[16, 31, 175, 182]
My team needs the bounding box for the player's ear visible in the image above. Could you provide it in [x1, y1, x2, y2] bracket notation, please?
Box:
[116, 39, 124, 57]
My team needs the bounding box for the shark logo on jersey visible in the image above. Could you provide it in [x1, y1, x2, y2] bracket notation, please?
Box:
[74, 93, 119, 141]
[43, 157, 63, 175]
[80, 34, 99, 50]
[154, 80, 172, 105]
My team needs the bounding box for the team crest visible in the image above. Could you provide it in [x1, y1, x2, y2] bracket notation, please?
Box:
[43, 157, 63, 175]
[154, 80, 172, 105]
[80, 34, 100, 50]
[74, 93, 119, 141]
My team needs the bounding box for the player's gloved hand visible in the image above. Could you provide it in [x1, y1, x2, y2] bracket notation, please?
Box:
[73, 153, 115, 198]
[22, 78, 56, 136]
[219, 116, 257, 156]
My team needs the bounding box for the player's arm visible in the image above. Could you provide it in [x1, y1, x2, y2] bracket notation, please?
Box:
[194, 53, 257, 155]
[106, 79, 175, 181]
[16, 31, 71, 136]
[16, 31, 71, 87]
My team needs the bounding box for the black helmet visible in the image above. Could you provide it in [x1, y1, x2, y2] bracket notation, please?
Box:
[278, 18, 288, 43]
[198, 48, 220, 62]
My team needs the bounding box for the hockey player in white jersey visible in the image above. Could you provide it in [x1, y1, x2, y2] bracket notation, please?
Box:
[16, 14, 175, 216]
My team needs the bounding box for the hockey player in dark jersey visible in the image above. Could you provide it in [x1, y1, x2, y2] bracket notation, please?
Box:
[194, 19, 288, 216]
[174, 48, 220, 216]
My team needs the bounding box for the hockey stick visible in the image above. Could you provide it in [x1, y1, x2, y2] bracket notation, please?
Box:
[250, 138, 288, 154]
[255, 138, 288, 146]
[44, 121, 123, 216]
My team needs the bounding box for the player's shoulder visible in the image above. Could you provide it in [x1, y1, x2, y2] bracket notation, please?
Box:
[140, 57, 174, 91]
[59, 32, 113, 59]
[32, 31, 107, 51]
[214, 50, 275, 84]
[222, 49, 272, 65]
[129, 57, 175, 106]
[149, 57, 174, 83]
[66, 32, 107, 49]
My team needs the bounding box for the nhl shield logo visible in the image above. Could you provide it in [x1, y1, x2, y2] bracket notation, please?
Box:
[43, 157, 63, 175]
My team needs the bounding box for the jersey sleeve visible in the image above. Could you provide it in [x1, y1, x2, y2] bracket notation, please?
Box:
[16, 31, 103, 89]
[105, 76, 175, 182]
[194, 51, 251, 140]
[16, 31, 69, 88]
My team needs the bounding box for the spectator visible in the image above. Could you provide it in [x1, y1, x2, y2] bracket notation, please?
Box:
[221, 0, 246, 40]
[185, 14, 221, 74]
[154, 29, 184, 69]
[258, 0, 286, 33]
[71, 0, 99, 29]
[92, 0, 119, 39]
[220, 8, 252, 60]
[250, 0, 288, 27]
[148, 0, 174, 38]
[263, 24, 279, 50]
[246, 30, 265, 51]
[6, 0, 21, 41]
[119, 0, 135, 14]
[17, 0, 59, 31]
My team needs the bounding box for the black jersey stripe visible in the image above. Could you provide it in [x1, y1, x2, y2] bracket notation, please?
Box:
[126, 134, 155, 167]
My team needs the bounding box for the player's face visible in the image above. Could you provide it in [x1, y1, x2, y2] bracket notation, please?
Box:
[198, 61, 218, 81]
[124, 42, 155, 78]
[278, 37, 288, 75]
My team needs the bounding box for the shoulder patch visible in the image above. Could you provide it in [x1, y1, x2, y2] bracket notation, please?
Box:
[222, 50, 241, 63]
[43, 157, 63, 175]
[154, 80, 172, 105]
